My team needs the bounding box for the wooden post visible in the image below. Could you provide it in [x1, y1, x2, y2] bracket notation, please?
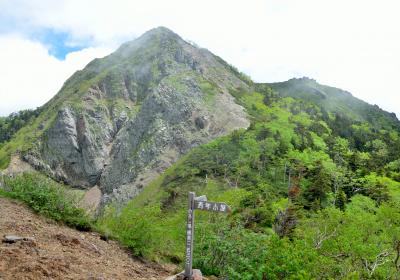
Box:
[184, 192, 195, 279]
[183, 192, 230, 279]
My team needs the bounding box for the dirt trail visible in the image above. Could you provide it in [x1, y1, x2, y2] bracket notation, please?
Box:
[0, 197, 174, 280]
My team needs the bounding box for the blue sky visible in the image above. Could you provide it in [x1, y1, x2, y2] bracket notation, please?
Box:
[0, 0, 399, 118]
[35, 29, 85, 60]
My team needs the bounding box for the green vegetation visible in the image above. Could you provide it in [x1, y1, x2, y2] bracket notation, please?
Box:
[0, 108, 46, 168]
[267, 77, 400, 132]
[0, 109, 41, 144]
[97, 83, 400, 278]
[0, 108, 58, 169]
[1, 28, 400, 278]
[0, 173, 92, 230]
[2, 78, 400, 278]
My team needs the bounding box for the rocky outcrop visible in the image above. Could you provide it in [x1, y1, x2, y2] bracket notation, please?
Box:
[100, 74, 249, 203]
[25, 27, 251, 204]
[39, 105, 114, 188]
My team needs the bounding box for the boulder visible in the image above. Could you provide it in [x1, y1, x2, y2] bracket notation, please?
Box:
[166, 269, 204, 280]
[2, 235, 35, 244]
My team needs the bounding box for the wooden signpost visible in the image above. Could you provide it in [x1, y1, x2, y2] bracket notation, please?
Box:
[184, 192, 231, 280]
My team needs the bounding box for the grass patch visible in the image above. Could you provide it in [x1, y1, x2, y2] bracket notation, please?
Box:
[96, 169, 250, 264]
[0, 172, 92, 231]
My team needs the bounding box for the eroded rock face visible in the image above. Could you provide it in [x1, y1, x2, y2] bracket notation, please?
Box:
[26, 27, 251, 204]
[40, 106, 114, 188]
[99, 75, 249, 202]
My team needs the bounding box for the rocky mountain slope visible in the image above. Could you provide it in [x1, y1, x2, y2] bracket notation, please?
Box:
[108, 78, 400, 279]
[2, 27, 400, 279]
[1, 28, 399, 207]
[0, 27, 250, 204]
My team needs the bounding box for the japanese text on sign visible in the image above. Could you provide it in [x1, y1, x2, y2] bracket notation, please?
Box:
[194, 201, 231, 213]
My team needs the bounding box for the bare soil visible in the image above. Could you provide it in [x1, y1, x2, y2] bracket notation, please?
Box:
[1, 154, 33, 176]
[0, 197, 175, 280]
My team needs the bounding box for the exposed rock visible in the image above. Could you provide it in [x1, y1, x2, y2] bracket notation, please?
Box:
[1, 153, 34, 176]
[54, 233, 81, 246]
[194, 116, 208, 130]
[80, 186, 102, 214]
[166, 269, 204, 280]
[3, 235, 24, 243]
[24, 27, 250, 205]
[38, 106, 114, 188]
[2, 235, 35, 244]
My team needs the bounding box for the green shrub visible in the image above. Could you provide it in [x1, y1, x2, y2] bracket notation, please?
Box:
[194, 219, 268, 279]
[97, 203, 165, 258]
[0, 173, 92, 230]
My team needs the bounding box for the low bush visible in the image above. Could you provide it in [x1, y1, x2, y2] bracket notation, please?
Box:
[0, 172, 92, 231]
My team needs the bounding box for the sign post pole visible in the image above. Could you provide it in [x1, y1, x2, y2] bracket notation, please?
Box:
[183, 192, 230, 279]
[184, 192, 195, 279]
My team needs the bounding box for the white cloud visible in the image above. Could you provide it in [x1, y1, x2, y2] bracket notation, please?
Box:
[0, 35, 112, 116]
[0, 0, 399, 117]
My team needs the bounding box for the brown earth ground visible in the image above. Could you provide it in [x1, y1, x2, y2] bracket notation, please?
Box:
[0, 197, 175, 280]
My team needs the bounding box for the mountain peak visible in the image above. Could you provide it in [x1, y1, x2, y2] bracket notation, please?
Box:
[109, 26, 186, 61]
[143, 26, 177, 36]
[287, 77, 317, 85]
[137, 26, 182, 42]
[15, 27, 251, 203]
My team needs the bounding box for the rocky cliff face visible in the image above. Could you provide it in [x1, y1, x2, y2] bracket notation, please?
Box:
[24, 27, 250, 204]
